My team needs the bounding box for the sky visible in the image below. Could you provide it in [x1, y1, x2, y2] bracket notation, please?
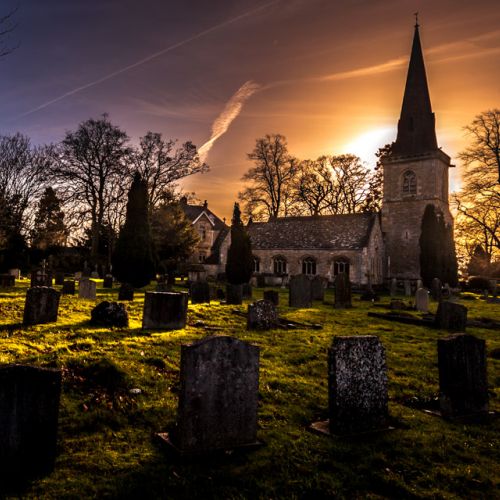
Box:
[1, 0, 499, 220]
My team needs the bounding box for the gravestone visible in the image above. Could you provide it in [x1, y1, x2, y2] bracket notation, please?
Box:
[78, 279, 97, 300]
[311, 276, 326, 301]
[442, 283, 451, 299]
[242, 283, 253, 299]
[438, 333, 488, 418]
[435, 301, 467, 332]
[216, 288, 225, 301]
[30, 269, 52, 288]
[103, 275, 113, 288]
[415, 288, 429, 313]
[328, 336, 388, 434]
[0, 274, 15, 288]
[390, 278, 397, 297]
[23, 287, 60, 325]
[167, 336, 259, 455]
[90, 271, 99, 278]
[62, 280, 76, 295]
[263, 290, 279, 306]
[8, 268, 20, 279]
[416, 279, 423, 289]
[334, 272, 352, 309]
[190, 281, 211, 304]
[0, 365, 61, 490]
[54, 272, 65, 286]
[156, 282, 172, 292]
[289, 274, 312, 308]
[142, 291, 188, 330]
[118, 283, 134, 301]
[404, 280, 412, 297]
[74, 271, 82, 280]
[431, 277, 442, 301]
[226, 284, 243, 305]
[247, 300, 279, 330]
[90, 301, 129, 327]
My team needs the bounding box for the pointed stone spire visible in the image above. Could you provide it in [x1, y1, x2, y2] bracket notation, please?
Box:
[392, 22, 438, 156]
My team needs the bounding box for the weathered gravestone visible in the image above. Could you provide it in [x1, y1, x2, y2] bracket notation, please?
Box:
[263, 290, 279, 306]
[289, 274, 312, 308]
[103, 275, 113, 288]
[142, 291, 188, 330]
[156, 282, 172, 292]
[334, 272, 352, 309]
[404, 280, 412, 297]
[247, 300, 279, 330]
[61, 280, 76, 295]
[431, 277, 442, 301]
[118, 283, 134, 301]
[438, 333, 488, 419]
[0, 365, 61, 491]
[23, 287, 60, 325]
[164, 336, 260, 455]
[416, 279, 423, 290]
[242, 283, 253, 299]
[78, 279, 97, 300]
[0, 274, 15, 288]
[389, 278, 397, 297]
[311, 275, 326, 301]
[226, 284, 243, 305]
[415, 288, 429, 313]
[30, 269, 52, 288]
[435, 301, 467, 332]
[8, 268, 20, 279]
[54, 272, 65, 286]
[190, 281, 210, 304]
[327, 336, 388, 434]
[90, 301, 129, 328]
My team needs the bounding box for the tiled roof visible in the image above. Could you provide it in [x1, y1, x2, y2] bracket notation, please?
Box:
[247, 213, 377, 251]
[181, 203, 226, 231]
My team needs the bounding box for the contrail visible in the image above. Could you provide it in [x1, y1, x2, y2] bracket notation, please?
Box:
[16, 0, 279, 119]
[198, 81, 261, 162]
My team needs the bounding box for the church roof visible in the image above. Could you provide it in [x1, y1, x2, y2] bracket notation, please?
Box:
[180, 200, 227, 231]
[247, 213, 377, 251]
[392, 23, 438, 157]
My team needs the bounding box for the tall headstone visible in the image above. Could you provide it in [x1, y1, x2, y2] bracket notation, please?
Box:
[416, 279, 423, 290]
[390, 278, 397, 297]
[404, 280, 412, 297]
[263, 290, 279, 306]
[54, 272, 65, 286]
[311, 276, 326, 301]
[23, 287, 60, 326]
[118, 283, 134, 301]
[142, 291, 188, 330]
[334, 272, 352, 309]
[415, 287, 429, 313]
[103, 275, 113, 288]
[61, 280, 76, 295]
[435, 301, 467, 332]
[190, 281, 211, 304]
[438, 334, 488, 418]
[289, 274, 312, 308]
[78, 279, 97, 300]
[247, 300, 279, 330]
[226, 284, 243, 305]
[242, 283, 253, 299]
[0, 365, 61, 490]
[328, 336, 388, 434]
[431, 277, 442, 301]
[169, 336, 259, 455]
[0, 274, 15, 288]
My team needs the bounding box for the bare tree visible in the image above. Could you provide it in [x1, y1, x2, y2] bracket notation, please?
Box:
[239, 134, 300, 220]
[129, 131, 208, 212]
[0, 8, 17, 58]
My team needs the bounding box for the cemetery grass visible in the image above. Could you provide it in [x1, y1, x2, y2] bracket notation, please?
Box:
[0, 282, 498, 499]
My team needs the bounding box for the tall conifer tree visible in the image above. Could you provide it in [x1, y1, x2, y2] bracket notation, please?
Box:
[226, 203, 253, 285]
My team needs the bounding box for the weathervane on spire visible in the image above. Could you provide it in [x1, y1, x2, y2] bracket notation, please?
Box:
[414, 12, 419, 28]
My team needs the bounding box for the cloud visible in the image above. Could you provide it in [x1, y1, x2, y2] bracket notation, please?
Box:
[198, 81, 261, 162]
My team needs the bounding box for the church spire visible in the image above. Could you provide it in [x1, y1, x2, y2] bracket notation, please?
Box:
[392, 21, 438, 156]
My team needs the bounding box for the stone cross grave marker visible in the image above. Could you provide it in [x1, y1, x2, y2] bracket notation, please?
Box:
[435, 301, 467, 332]
[327, 336, 388, 434]
[438, 333, 488, 419]
[334, 272, 352, 309]
[247, 299, 279, 330]
[0, 365, 61, 491]
[415, 287, 429, 313]
[23, 287, 60, 326]
[164, 336, 259, 455]
[289, 274, 312, 308]
[142, 291, 188, 330]
[78, 279, 97, 300]
[190, 281, 211, 304]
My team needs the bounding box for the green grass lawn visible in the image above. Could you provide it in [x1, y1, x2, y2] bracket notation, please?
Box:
[0, 281, 499, 499]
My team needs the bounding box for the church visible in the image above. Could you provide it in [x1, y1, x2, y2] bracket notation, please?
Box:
[184, 22, 454, 286]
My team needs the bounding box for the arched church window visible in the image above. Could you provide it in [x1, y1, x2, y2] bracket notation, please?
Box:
[253, 256, 260, 273]
[273, 256, 287, 275]
[302, 257, 316, 275]
[333, 257, 350, 277]
[402, 170, 417, 195]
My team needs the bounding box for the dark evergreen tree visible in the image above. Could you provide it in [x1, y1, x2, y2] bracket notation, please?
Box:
[225, 202, 253, 285]
[442, 222, 458, 286]
[112, 173, 155, 288]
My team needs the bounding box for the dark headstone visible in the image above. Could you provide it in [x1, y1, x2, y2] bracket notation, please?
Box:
[171, 336, 259, 454]
[0, 365, 61, 491]
[30, 270, 52, 288]
[216, 288, 225, 300]
[156, 282, 172, 292]
[329, 336, 388, 434]
[118, 283, 134, 301]
[23, 287, 60, 326]
[263, 290, 279, 306]
[247, 300, 279, 330]
[242, 283, 253, 299]
[289, 274, 312, 308]
[389, 278, 397, 297]
[142, 291, 188, 330]
[78, 279, 96, 300]
[190, 281, 211, 304]
[226, 284, 243, 305]
[0, 274, 15, 288]
[435, 301, 467, 332]
[334, 272, 352, 309]
[431, 277, 442, 301]
[103, 275, 113, 288]
[438, 333, 488, 418]
[404, 280, 412, 297]
[311, 276, 326, 301]
[54, 272, 65, 286]
[90, 301, 129, 327]
[415, 287, 429, 313]
[61, 280, 76, 295]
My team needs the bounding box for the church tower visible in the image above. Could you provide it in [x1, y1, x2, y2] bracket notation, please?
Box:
[381, 21, 453, 280]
